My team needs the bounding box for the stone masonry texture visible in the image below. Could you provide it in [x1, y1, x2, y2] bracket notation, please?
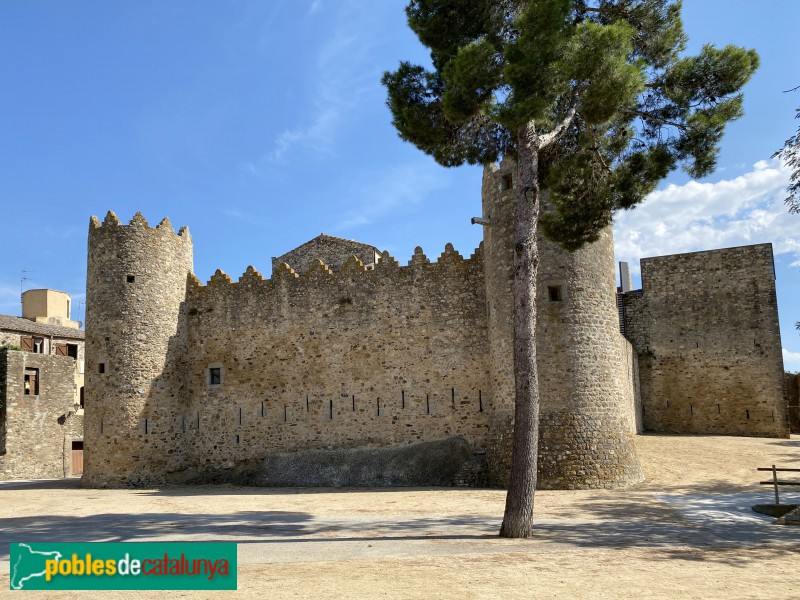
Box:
[621, 244, 789, 437]
[0, 349, 82, 479]
[785, 372, 799, 433]
[481, 160, 643, 490]
[82, 177, 788, 489]
[272, 234, 380, 274]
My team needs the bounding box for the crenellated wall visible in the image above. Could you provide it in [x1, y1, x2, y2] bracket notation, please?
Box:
[81, 199, 792, 490]
[83, 211, 194, 486]
[180, 246, 493, 475]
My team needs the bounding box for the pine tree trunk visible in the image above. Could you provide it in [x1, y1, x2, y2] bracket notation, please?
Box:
[500, 124, 541, 538]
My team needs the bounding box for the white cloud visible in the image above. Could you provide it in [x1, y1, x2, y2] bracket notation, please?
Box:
[783, 348, 800, 372]
[334, 162, 453, 231]
[262, 1, 379, 166]
[614, 159, 799, 275]
[308, 0, 323, 16]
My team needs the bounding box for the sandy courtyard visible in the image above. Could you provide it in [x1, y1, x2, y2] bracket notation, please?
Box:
[0, 434, 798, 599]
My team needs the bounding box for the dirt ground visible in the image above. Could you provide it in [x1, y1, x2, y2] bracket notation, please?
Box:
[0, 433, 798, 599]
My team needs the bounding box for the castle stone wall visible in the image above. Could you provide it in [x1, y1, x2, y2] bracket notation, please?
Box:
[0, 349, 82, 479]
[179, 248, 492, 478]
[480, 162, 643, 489]
[535, 210, 643, 489]
[83, 212, 194, 486]
[480, 162, 517, 484]
[622, 244, 789, 437]
[786, 372, 799, 433]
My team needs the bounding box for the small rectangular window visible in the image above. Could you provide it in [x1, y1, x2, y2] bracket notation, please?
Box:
[502, 173, 513, 190]
[548, 285, 562, 302]
[66, 344, 79, 359]
[126, 275, 136, 283]
[33, 337, 45, 354]
[24, 368, 39, 395]
[98, 363, 106, 374]
[209, 367, 221, 385]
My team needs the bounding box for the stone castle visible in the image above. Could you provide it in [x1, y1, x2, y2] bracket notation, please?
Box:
[81, 163, 791, 489]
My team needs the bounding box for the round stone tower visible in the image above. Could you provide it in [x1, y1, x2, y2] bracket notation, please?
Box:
[83, 211, 193, 487]
[482, 160, 643, 489]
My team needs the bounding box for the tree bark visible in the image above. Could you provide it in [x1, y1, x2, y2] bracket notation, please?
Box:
[500, 123, 541, 538]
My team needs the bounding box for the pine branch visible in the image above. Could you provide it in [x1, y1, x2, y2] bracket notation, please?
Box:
[540, 89, 583, 148]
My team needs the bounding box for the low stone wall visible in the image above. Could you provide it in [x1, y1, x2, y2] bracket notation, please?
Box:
[176, 436, 474, 487]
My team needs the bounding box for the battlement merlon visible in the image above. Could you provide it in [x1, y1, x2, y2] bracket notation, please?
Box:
[89, 211, 191, 242]
[188, 243, 483, 291]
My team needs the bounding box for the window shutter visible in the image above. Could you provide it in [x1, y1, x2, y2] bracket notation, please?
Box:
[20, 336, 34, 352]
[56, 343, 68, 356]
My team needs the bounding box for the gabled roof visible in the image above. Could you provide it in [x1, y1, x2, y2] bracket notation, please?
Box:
[276, 234, 379, 258]
[0, 314, 85, 340]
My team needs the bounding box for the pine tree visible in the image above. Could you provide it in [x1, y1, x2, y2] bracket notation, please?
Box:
[382, 0, 758, 538]
[774, 101, 800, 214]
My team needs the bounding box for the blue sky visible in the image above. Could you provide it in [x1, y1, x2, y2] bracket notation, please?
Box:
[1, 1, 799, 368]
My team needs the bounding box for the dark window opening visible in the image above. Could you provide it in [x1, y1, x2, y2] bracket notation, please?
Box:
[33, 337, 45, 354]
[98, 363, 106, 374]
[56, 343, 79, 360]
[72, 440, 83, 451]
[126, 275, 136, 283]
[209, 368, 221, 385]
[502, 173, 513, 190]
[79, 387, 85, 409]
[24, 368, 39, 395]
[548, 285, 562, 302]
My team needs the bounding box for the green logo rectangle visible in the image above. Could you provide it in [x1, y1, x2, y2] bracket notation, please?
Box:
[10, 542, 237, 590]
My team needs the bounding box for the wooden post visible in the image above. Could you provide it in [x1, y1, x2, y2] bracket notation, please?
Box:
[772, 464, 780, 505]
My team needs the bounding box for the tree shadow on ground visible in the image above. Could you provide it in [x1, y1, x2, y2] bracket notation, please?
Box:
[0, 510, 499, 561]
[1, 481, 797, 570]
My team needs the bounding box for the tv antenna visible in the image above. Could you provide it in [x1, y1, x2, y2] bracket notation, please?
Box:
[20, 269, 33, 308]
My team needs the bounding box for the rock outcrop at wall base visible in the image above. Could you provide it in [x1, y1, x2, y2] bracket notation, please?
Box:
[176, 437, 474, 487]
